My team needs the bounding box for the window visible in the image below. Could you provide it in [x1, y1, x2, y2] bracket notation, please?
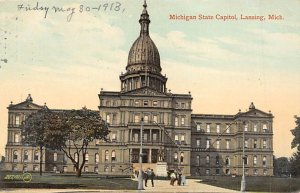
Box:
[181, 117, 185, 125]
[24, 150, 28, 161]
[174, 152, 178, 162]
[216, 156, 220, 165]
[253, 156, 257, 166]
[111, 150, 116, 161]
[14, 133, 19, 143]
[153, 133, 157, 141]
[180, 152, 184, 163]
[53, 152, 57, 162]
[206, 124, 211, 133]
[143, 100, 148, 106]
[206, 139, 210, 149]
[226, 169, 230, 175]
[254, 169, 258, 176]
[181, 103, 185, 108]
[95, 139, 100, 145]
[64, 153, 68, 163]
[216, 140, 220, 149]
[245, 140, 248, 148]
[196, 124, 201, 131]
[34, 150, 39, 162]
[153, 101, 158, 106]
[216, 169, 220, 175]
[106, 114, 110, 124]
[94, 167, 99, 173]
[175, 117, 179, 126]
[104, 165, 109, 172]
[84, 166, 88, 172]
[263, 124, 268, 132]
[226, 140, 230, 149]
[85, 153, 89, 163]
[74, 153, 79, 162]
[244, 124, 248, 131]
[53, 166, 57, 172]
[112, 133, 117, 141]
[225, 157, 230, 166]
[33, 165, 39, 172]
[254, 123, 258, 132]
[196, 155, 200, 166]
[226, 124, 230, 133]
[263, 139, 267, 148]
[13, 150, 18, 161]
[153, 115, 158, 123]
[95, 153, 99, 163]
[181, 135, 185, 142]
[144, 133, 148, 141]
[175, 102, 179, 108]
[105, 150, 109, 161]
[175, 135, 179, 142]
[111, 166, 115, 172]
[196, 139, 200, 147]
[244, 156, 248, 165]
[12, 165, 18, 171]
[206, 169, 210, 175]
[15, 115, 20, 126]
[106, 101, 111, 106]
[206, 155, 210, 164]
[263, 169, 268, 176]
[263, 156, 267, 166]
[135, 101, 139, 106]
[134, 133, 139, 142]
[216, 124, 220, 133]
[254, 139, 257, 148]
[134, 115, 140, 123]
[144, 115, 149, 123]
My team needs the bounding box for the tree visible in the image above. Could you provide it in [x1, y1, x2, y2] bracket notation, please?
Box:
[290, 116, 300, 176]
[21, 106, 52, 176]
[45, 108, 110, 177]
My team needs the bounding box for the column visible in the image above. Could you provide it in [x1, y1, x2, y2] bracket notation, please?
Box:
[150, 129, 152, 142]
[149, 149, 152, 163]
[159, 129, 161, 144]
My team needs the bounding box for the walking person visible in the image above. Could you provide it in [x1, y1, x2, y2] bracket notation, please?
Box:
[177, 169, 182, 186]
[144, 169, 149, 187]
[150, 169, 155, 187]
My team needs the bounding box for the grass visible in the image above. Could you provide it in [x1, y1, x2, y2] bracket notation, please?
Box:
[0, 172, 138, 189]
[197, 176, 300, 192]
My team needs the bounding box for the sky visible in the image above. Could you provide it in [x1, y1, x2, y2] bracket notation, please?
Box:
[0, 0, 299, 158]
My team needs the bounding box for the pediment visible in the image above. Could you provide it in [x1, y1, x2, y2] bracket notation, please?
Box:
[8, 101, 43, 110]
[239, 109, 273, 118]
[123, 87, 168, 97]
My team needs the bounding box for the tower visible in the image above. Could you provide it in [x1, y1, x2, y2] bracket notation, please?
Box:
[120, 0, 167, 93]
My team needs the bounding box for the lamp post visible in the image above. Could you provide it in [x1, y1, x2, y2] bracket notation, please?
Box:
[240, 121, 246, 193]
[138, 118, 144, 190]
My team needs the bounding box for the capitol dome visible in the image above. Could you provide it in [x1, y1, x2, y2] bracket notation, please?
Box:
[126, 0, 161, 73]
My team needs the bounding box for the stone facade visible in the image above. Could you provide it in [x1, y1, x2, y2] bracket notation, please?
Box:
[3, 1, 273, 176]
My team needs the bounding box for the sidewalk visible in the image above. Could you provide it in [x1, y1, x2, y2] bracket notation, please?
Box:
[0, 179, 239, 193]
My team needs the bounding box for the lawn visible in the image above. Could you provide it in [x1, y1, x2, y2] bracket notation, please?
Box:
[0, 172, 138, 189]
[197, 176, 300, 192]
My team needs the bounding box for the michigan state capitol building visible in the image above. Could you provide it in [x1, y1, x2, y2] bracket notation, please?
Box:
[3, 1, 274, 177]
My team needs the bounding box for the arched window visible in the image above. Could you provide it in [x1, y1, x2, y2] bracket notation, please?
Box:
[253, 156, 257, 166]
[34, 150, 39, 161]
[263, 156, 267, 166]
[225, 157, 230, 166]
[174, 152, 178, 162]
[216, 156, 219, 165]
[95, 153, 99, 163]
[105, 150, 109, 161]
[111, 150, 116, 161]
[14, 133, 19, 143]
[24, 150, 28, 161]
[206, 155, 210, 164]
[74, 153, 79, 162]
[53, 152, 58, 162]
[13, 150, 18, 161]
[180, 152, 184, 163]
[84, 166, 88, 172]
[85, 153, 89, 163]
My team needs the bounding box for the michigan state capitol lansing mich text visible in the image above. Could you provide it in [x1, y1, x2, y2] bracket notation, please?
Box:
[169, 14, 284, 21]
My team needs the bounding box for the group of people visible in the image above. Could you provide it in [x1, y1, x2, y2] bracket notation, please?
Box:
[134, 168, 156, 187]
[169, 169, 186, 186]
